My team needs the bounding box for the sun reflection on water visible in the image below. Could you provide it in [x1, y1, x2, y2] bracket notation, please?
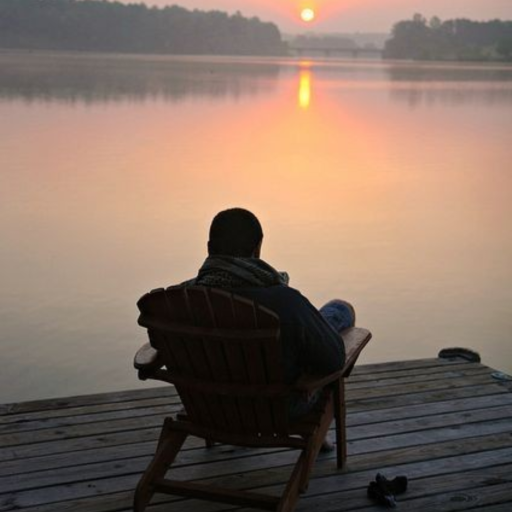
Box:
[298, 67, 312, 109]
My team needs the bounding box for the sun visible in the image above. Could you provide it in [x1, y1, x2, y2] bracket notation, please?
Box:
[300, 8, 315, 23]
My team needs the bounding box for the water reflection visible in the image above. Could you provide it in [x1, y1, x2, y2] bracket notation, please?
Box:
[384, 63, 512, 107]
[388, 83, 512, 108]
[2, 52, 512, 108]
[386, 63, 512, 82]
[0, 51, 281, 104]
[298, 69, 312, 109]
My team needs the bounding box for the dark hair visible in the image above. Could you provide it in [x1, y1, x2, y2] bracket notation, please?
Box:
[208, 208, 263, 257]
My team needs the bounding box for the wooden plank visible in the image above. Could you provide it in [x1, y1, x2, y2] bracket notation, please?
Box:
[200, 439, 512, 498]
[386, 469, 512, 511]
[305, 448, 512, 497]
[0, 445, 292, 508]
[3, 413, 512, 503]
[3, 392, 510, 477]
[0, 385, 507, 460]
[350, 358, 471, 375]
[347, 393, 512, 427]
[143, 453, 512, 512]
[0, 363, 482, 427]
[348, 417, 512, 453]
[15, 444, 512, 512]
[349, 483, 512, 512]
[173, 432, 512, 493]
[0, 365, 488, 436]
[1, 382, 508, 462]
[352, 404, 512, 440]
[222, 463, 512, 511]
[0, 439, 156, 477]
[3, 430, 512, 511]
[0, 440, 510, 510]
[3, 400, 512, 491]
[346, 382, 509, 412]
[469, 505, 512, 512]
[0, 426, 162, 462]
[0, 413, 170, 449]
[346, 432, 512, 472]
[287, 465, 512, 512]
[0, 440, 284, 490]
[0, 357, 484, 418]
[172, 444, 512, 510]
[497, 380, 512, 393]
[347, 361, 486, 383]
[0, 386, 178, 416]
[0, 402, 180, 436]
[1, 358, 510, 512]
[347, 373, 496, 402]
[347, 366, 492, 390]
[0, 361, 489, 420]
[0, 373, 501, 449]
[4, 387, 511, 441]
[0, 395, 180, 428]
[0, 359, 465, 417]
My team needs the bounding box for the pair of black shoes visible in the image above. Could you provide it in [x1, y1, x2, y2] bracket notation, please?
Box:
[367, 473, 408, 508]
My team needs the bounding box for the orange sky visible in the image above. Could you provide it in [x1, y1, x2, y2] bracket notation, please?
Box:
[142, 0, 512, 33]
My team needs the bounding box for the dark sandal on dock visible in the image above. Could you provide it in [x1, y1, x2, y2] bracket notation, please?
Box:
[367, 473, 408, 508]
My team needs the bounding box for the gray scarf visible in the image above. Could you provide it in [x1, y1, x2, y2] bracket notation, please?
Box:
[192, 256, 289, 289]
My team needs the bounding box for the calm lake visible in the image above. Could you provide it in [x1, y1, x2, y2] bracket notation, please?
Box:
[1, 51, 511, 404]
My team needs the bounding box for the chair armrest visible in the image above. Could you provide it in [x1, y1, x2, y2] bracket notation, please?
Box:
[294, 371, 343, 393]
[341, 327, 372, 375]
[134, 343, 164, 379]
[294, 327, 372, 393]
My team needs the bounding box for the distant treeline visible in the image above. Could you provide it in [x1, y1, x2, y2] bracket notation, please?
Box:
[290, 34, 358, 51]
[384, 14, 512, 61]
[0, 0, 286, 56]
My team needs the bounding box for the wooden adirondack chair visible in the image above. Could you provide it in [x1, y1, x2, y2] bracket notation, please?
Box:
[133, 286, 371, 512]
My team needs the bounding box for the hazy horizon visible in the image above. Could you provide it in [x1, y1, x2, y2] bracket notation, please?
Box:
[139, 0, 512, 33]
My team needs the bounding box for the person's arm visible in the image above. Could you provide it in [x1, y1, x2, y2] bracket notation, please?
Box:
[298, 299, 346, 376]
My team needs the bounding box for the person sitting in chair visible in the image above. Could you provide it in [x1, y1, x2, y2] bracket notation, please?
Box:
[181, 207, 355, 422]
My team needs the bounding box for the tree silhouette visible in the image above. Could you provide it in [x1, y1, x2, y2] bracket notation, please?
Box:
[384, 14, 512, 62]
[0, 0, 287, 56]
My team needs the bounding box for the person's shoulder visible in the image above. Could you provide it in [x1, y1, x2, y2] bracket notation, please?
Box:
[269, 285, 314, 304]
[166, 278, 196, 290]
[234, 285, 317, 322]
[236, 284, 306, 301]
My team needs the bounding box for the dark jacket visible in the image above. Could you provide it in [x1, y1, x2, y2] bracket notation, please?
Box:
[233, 285, 345, 385]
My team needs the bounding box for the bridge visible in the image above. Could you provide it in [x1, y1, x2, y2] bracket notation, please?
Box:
[289, 46, 384, 59]
[287, 35, 384, 59]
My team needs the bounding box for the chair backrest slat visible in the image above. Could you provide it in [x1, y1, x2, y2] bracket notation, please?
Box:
[209, 289, 237, 328]
[138, 286, 287, 436]
[188, 287, 253, 431]
[186, 287, 216, 327]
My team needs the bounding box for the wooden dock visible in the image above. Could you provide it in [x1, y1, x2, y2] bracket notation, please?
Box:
[1, 356, 512, 511]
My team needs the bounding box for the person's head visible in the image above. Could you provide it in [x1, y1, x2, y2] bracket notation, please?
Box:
[208, 208, 263, 258]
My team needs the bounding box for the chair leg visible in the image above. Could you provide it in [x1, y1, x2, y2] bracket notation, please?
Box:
[156, 417, 173, 450]
[298, 437, 316, 494]
[334, 379, 347, 469]
[134, 427, 188, 512]
[277, 451, 307, 512]
[298, 397, 334, 493]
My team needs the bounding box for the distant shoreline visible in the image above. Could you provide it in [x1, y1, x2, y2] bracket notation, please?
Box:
[2, 47, 512, 70]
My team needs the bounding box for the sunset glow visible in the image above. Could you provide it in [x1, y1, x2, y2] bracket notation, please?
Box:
[298, 68, 312, 108]
[144, 1, 512, 33]
[300, 8, 315, 22]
